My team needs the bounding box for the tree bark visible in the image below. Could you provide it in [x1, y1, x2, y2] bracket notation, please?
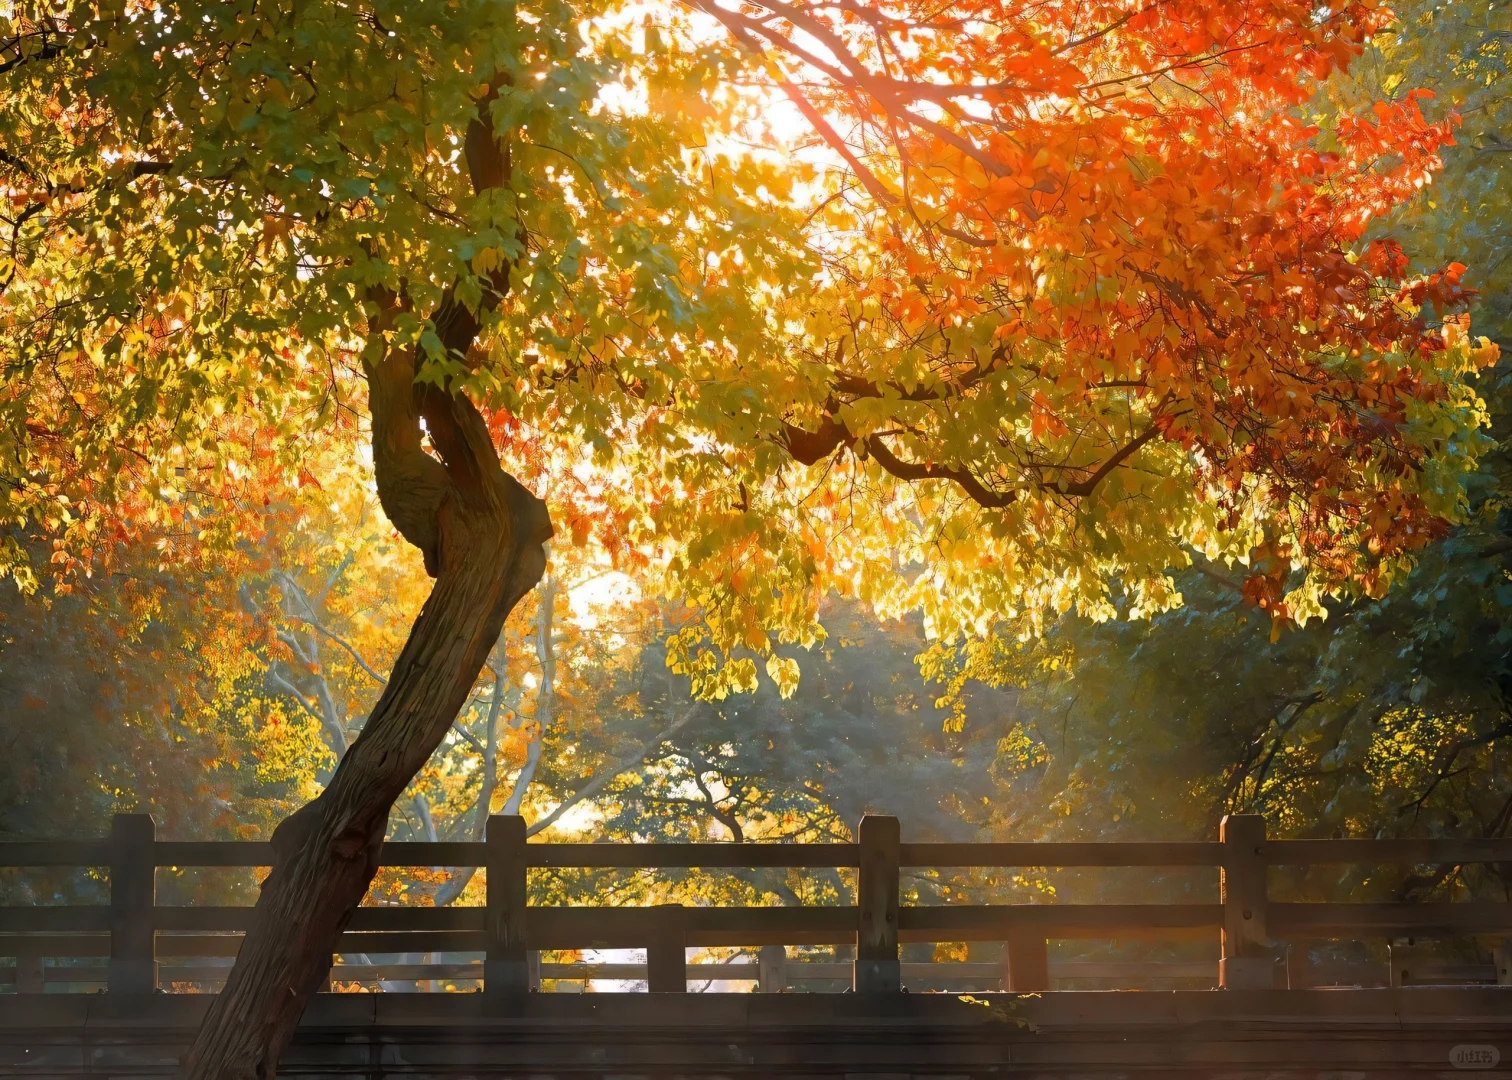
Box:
[179, 93, 548, 1080]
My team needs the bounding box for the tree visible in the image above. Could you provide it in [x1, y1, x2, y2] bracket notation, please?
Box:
[0, 513, 329, 913]
[0, 0, 1497, 1074]
[594, 602, 1005, 845]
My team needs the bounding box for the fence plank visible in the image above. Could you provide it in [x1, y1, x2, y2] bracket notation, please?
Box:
[854, 815, 900, 993]
[524, 843, 860, 868]
[0, 909, 112, 932]
[898, 904, 1221, 938]
[0, 842, 111, 867]
[14, 955, 44, 993]
[152, 907, 492, 933]
[339, 930, 485, 954]
[1270, 903, 1512, 936]
[152, 842, 274, 867]
[109, 814, 157, 994]
[1266, 838, 1512, 865]
[134, 902, 1512, 953]
[0, 934, 110, 957]
[380, 842, 485, 867]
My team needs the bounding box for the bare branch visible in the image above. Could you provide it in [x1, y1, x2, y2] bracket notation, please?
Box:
[525, 705, 700, 837]
[0, 27, 70, 77]
[291, 615, 387, 685]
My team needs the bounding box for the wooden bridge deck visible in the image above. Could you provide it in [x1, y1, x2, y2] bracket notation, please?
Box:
[2, 988, 1511, 1079]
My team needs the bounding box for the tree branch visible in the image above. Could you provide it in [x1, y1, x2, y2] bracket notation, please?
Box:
[863, 434, 1018, 508]
[690, 763, 745, 842]
[689, 2, 896, 205]
[525, 705, 701, 837]
[1057, 421, 1166, 497]
[0, 27, 69, 77]
[266, 668, 350, 757]
[502, 575, 556, 816]
[292, 615, 387, 685]
[433, 633, 511, 906]
[450, 723, 486, 755]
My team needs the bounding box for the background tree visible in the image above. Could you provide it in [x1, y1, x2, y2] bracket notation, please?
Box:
[1333, 0, 1512, 344]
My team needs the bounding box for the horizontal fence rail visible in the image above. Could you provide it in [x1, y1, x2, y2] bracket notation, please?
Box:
[5, 957, 1501, 989]
[0, 814, 1509, 995]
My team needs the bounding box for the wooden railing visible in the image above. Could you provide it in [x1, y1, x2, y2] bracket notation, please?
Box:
[2, 813, 1510, 994]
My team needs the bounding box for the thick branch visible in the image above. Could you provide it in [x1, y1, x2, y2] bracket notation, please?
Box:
[781, 410, 1165, 510]
[1057, 422, 1164, 497]
[863, 435, 1017, 508]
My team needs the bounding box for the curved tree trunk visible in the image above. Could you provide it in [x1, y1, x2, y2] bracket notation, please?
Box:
[180, 98, 548, 1080]
[180, 395, 548, 1079]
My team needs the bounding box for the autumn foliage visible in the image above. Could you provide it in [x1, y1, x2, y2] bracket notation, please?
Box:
[684, 0, 1499, 641]
[0, 0, 1503, 1069]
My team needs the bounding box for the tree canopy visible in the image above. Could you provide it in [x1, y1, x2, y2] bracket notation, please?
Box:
[2, 0, 1499, 668]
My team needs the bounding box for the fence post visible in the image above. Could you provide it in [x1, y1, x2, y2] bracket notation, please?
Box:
[646, 904, 686, 992]
[1002, 928, 1050, 991]
[108, 813, 156, 994]
[758, 944, 787, 993]
[1219, 813, 1270, 989]
[484, 814, 529, 996]
[1285, 942, 1309, 990]
[16, 955, 44, 994]
[1496, 940, 1511, 987]
[1388, 940, 1421, 988]
[854, 814, 901, 993]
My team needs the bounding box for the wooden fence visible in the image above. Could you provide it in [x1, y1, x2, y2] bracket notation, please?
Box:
[2, 813, 1510, 994]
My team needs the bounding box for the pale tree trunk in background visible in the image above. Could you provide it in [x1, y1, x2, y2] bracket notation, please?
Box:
[256, 567, 456, 853]
[431, 635, 511, 906]
[502, 573, 556, 815]
[179, 101, 551, 1080]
